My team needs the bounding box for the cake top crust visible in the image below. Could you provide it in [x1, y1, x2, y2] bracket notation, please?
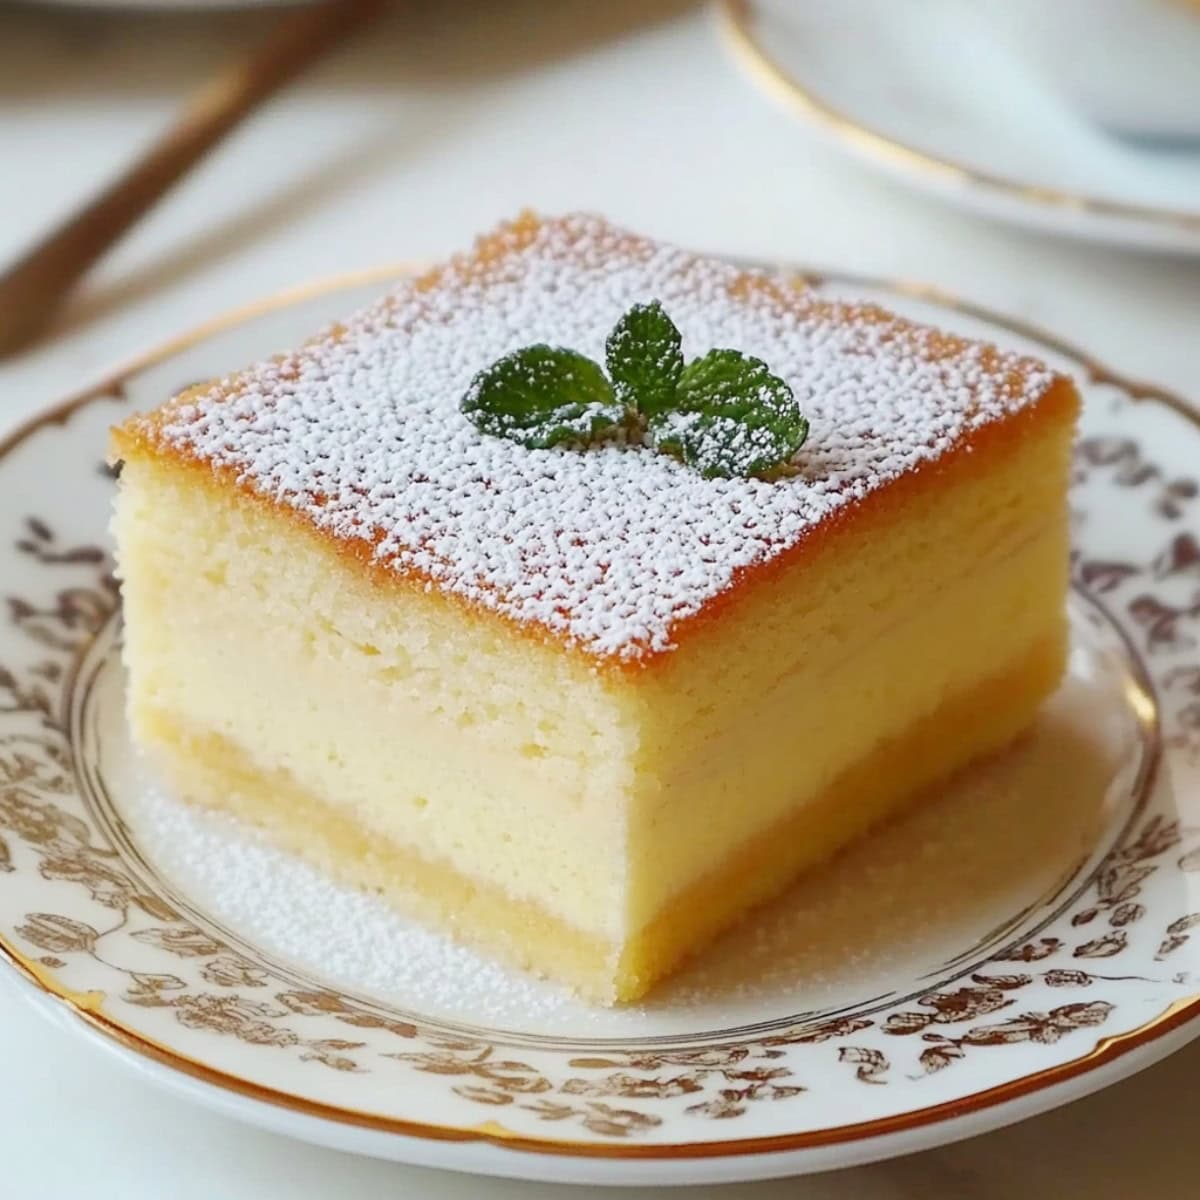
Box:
[120, 213, 1062, 664]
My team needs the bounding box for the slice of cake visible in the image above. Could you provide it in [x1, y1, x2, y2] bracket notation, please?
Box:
[109, 213, 1079, 1004]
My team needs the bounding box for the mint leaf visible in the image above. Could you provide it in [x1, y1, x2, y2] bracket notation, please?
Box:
[461, 345, 622, 449]
[605, 300, 684, 418]
[648, 349, 808, 478]
[461, 307, 810, 479]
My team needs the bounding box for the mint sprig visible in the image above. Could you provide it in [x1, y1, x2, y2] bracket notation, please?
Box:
[460, 301, 808, 478]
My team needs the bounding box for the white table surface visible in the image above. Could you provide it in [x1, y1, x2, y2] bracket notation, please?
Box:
[2, 2, 1198, 1195]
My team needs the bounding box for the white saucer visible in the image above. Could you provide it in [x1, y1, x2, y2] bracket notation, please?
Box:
[717, 0, 1200, 255]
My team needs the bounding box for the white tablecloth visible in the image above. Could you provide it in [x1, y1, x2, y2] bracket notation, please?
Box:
[2, 3, 1197, 1195]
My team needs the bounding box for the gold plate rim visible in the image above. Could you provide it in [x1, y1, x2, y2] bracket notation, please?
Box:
[2, 263, 1199, 1162]
[716, 0, 1200, 235]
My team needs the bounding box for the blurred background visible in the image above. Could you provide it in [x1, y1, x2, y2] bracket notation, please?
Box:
[1, 0, 1197, 400]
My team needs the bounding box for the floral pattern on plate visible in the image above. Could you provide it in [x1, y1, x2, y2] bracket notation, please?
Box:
[0, 271, 1198, 1182]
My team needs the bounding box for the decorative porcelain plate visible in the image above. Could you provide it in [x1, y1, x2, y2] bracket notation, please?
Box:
[716, 0, 1200, 256]
[2, 267, 1199, 1187]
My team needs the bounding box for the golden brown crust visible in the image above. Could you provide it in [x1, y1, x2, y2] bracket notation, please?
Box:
[110, 377, 1078, 678]
[109, 213, 1079, 675]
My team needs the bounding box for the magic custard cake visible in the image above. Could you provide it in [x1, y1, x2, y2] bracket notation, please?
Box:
[110, 213, 1079, 1004]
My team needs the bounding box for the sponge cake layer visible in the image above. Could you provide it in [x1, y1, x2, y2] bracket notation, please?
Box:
[110, 213, 1077, 1002]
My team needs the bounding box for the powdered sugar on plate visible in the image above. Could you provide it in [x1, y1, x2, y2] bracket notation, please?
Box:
[124, 214, 1059, 663]
[123, 773, 589, 1029]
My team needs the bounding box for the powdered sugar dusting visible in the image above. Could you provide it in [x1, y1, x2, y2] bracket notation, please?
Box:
[135, 214, 1058, 662]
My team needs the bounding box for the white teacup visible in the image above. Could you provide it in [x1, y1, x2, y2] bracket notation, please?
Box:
[991, 0, 1200, 141]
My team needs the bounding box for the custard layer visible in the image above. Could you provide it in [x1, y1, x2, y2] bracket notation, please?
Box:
[137, 631, 1060, 1002]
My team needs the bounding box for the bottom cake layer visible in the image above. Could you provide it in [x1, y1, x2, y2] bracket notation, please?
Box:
[136, 628, 1064, 1004]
